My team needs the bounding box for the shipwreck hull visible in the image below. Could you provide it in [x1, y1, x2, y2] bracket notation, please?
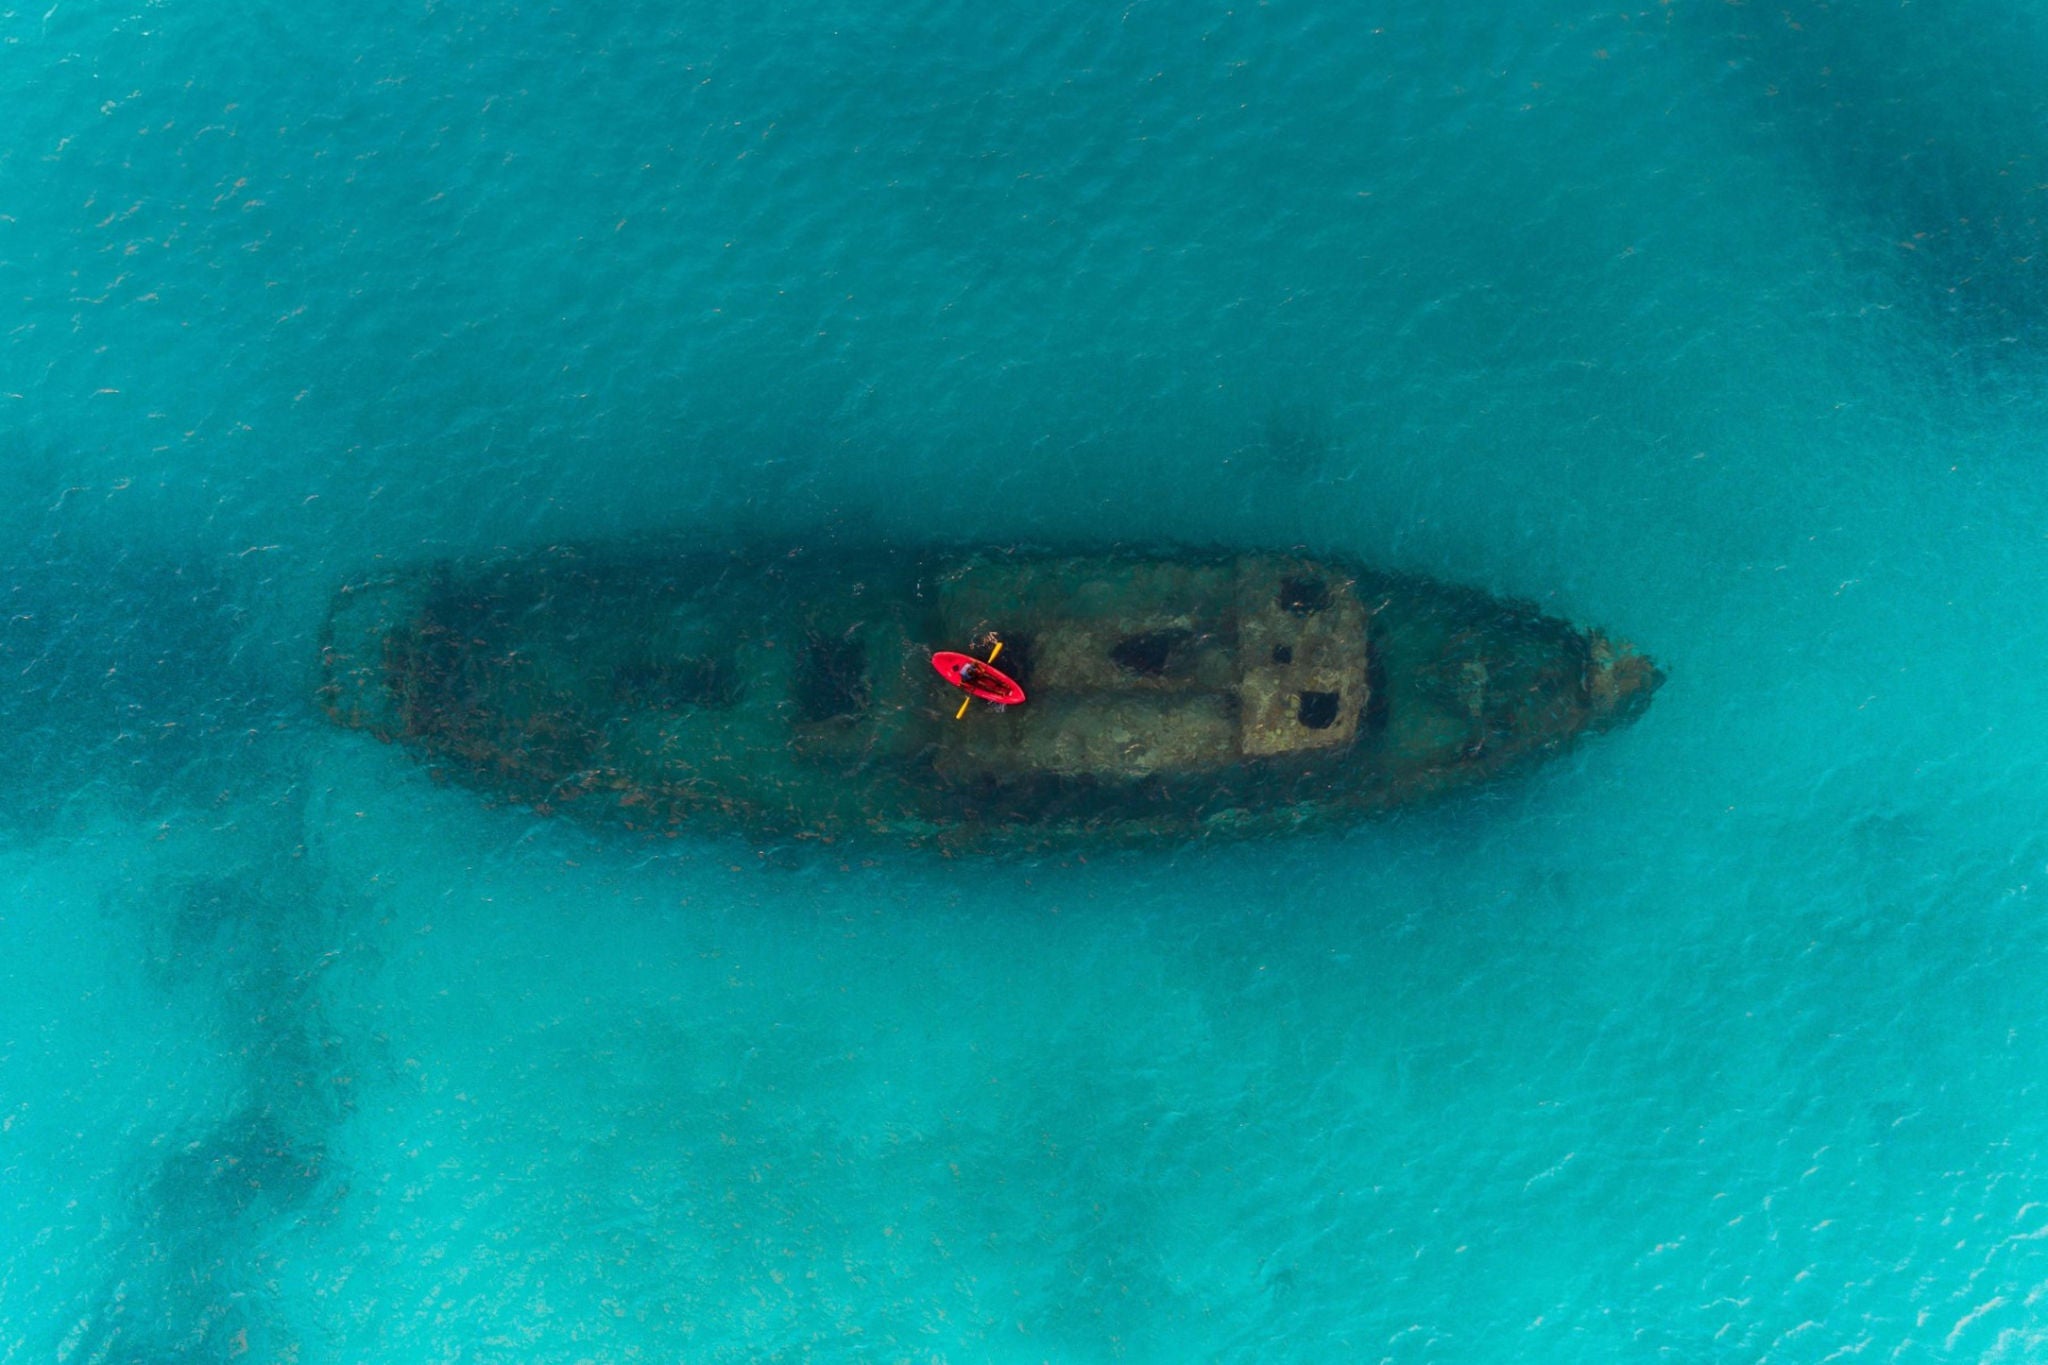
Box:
[317, 542, 1660, 848]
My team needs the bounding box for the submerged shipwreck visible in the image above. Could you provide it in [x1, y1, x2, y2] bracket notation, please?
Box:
[317, 541, 1661, 848]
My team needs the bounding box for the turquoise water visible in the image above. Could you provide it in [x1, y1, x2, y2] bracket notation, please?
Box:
[6, 0, 2048, 1358]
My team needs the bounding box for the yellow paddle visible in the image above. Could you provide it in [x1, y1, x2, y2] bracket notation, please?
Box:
[954, 638, 1003, 720]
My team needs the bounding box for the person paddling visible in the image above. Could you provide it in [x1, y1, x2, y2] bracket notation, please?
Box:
[931, 641, 1026, 718]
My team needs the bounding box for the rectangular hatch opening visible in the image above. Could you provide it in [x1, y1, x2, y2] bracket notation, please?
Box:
[1297, 689, 1342, 730]
[1110, 627, 1196, 678]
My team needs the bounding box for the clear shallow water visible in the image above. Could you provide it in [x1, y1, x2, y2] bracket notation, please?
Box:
[5, 1, 2048, 1359]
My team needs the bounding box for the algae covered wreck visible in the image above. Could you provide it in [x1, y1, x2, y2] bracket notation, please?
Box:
[317, 541, 1661, 848]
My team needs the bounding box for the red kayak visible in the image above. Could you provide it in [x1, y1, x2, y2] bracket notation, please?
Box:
[932, 651, 1026, 706]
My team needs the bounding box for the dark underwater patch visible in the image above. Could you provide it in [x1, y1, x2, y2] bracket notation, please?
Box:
[63, 851, 356, 1364]
[67, 1109, 329, 1363]
[1688, 1, 2048, 351]
[0, 546, 279, 834]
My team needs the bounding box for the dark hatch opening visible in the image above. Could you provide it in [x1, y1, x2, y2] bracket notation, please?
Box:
[1111, 628, 1195, 678]
[1279, 577, 1331, 617]
[1297, 690, 1341, 729]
